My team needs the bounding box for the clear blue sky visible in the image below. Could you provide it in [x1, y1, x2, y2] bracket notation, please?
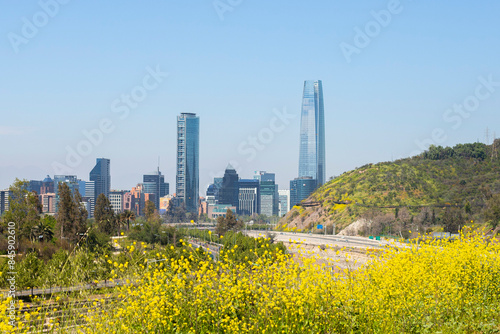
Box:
[1, 1, 500, 193]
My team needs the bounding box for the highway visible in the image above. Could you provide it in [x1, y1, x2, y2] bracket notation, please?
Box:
[189, 239, 222, 260]
[245, 231, 397, 249]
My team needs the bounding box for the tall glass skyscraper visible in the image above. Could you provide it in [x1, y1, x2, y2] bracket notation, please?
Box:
[90, 158, 111, 199]
[176, 113, 199, 213]
[298, 80, 325, 186]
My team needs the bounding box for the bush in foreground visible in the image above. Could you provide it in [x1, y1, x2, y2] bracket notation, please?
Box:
[2, 233, 500, 333]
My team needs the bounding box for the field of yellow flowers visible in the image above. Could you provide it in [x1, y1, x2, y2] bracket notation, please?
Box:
[3, 232, 500, 333]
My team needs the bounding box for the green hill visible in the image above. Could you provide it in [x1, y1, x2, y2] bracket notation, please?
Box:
[280, 141, 500, 235]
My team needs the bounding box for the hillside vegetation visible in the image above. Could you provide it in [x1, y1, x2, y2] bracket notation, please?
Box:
[281, 141, 500, 234]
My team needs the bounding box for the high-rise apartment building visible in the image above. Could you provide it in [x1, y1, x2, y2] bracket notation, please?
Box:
[299, 80, 325, 186]
[176, 113, 199, 213]
[90, 158, 111, 200]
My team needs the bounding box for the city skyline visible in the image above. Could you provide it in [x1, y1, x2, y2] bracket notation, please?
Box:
[2, 2, 500, 193]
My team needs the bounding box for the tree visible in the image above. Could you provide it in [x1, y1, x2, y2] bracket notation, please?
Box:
[187, 212, 198, 224]
[17, 252, 43, 294]
[216, 209, 243, 236]
[55, 183, 88, 244]
[144, 200, 156, 221]
[396, 208, 411, 236]
[117, 212, 126, 231]
[2, 179, 42, 242]
[44, 249, 70, 287]
[31, 215, 55, 242]
[199, 213, 210, 223]
[121, 210, 136, 231]
[165, 202, 187, 224]
[484, 194, 500, 229]
[86, 229, 111, 254]
[72, 187, 89, 239]
[128, 219, 161, 245]
[94, 194, 117, 235]
[441, 207, 464, 233]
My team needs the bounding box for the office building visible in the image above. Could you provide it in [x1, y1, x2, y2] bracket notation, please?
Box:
[110, 190, 126, 214]
[130, 184, 145, 217]
[158, 194, 183, 214]
[199, 199, 208, 216]
[80, 201, 91, 217]
[123, 192, 133, 212]
[144, 193, 156, 210]
[206, 184, 217, 206]
[40, 176, 54, 195]
[76, 180, 95, 218]
[90, 158, 111, 199]
[28, 180, 43, 195]
[206, 184, 216, 197]
[208, 204, 236, 219]
[254, 171, 278, 216]
[53, 175, 79, 211]
[278, 189, 290, 217]
[253, 171, 275, 183]
[40, 193, 56, 214]
[206, 176, 224, 205]
[143, 169, 169, 211]
[213, 177, 223, 202]
[54, 175, 79, 193]
[219, 164, 239, 209]
[84, 181, 95, 217]
[176, 113, 199, 214]
[299, 80, 326, 186]
[290, 177, 317, 207]
[238, 179, 260, 216]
